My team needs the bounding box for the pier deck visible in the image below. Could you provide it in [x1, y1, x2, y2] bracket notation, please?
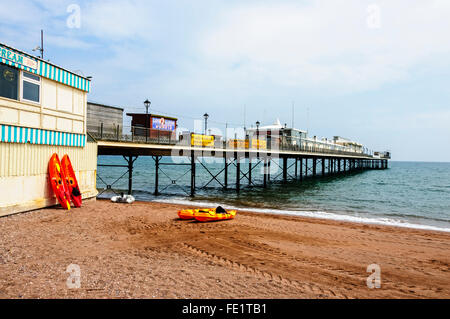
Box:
[97, 140, 375, 159]
[94, 137, 389, 197]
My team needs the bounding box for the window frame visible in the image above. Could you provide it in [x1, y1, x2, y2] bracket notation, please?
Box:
[20, 70, 41, 105]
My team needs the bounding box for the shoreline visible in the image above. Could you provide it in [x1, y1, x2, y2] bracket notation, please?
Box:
[127, 197, 450, 234]
[0, 199, 449, 298]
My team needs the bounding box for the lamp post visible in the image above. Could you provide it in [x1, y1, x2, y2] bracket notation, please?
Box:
[203, 113, 209, 135]
[144, 99, 151, 142]
[256, 121, 260, 149]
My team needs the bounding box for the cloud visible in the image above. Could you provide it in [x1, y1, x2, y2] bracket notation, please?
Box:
[4, 0, 450, 96]
[1, 0, 450, 160]
[81, 0, 158, 41]
[194, 0, 450, 93]
[45, 34, 95, 49]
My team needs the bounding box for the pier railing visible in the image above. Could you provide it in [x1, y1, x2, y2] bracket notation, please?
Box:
[88, 124, 374, 158]
[89, 125, 177, 145]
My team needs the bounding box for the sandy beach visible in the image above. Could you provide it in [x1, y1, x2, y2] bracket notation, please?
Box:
[0, 199, 449, 299]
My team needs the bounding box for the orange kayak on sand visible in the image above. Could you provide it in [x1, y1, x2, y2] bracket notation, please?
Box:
[48, 153, 71, 210]
[61, 154, 82, 207]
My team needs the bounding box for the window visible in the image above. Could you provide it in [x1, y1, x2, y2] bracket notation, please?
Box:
[21, 71, 40, 103]
[0, 64, 19, 100]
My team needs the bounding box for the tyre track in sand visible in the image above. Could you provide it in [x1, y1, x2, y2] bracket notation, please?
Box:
[227, 236, 375, 284]
[101, 211, 448, 298]
[180, 242, 348, 299]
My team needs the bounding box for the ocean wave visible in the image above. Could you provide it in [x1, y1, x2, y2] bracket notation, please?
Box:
[153, 198, 450, 233]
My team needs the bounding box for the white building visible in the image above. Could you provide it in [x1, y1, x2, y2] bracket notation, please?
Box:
[0, 43, 98, 216]
[245, 119, 307, 148]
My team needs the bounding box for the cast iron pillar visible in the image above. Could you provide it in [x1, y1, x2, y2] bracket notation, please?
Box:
[299, 158, 303, 181]
[304, 158, 308, 178]
[224, 155, 228, 189]
[313, 158, 317, 177]
[127, 156, 133, 195]
[236, 156, 240, 193]
[263, 158, 268, 188]
[190, 151, 196, 197]
[322, 158, 326, 176]
[154, 156, 160, 195]
[248, 158, 252, 186]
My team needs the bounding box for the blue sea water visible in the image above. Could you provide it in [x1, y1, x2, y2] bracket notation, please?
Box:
[97, 157, 450, 232]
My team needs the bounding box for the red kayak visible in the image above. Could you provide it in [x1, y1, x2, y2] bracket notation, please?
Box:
[48, 153, 71, 210]
[61, 154, 82, 207]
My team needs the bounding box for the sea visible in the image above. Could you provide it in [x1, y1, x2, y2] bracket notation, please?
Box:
[97, 156, 450, 233]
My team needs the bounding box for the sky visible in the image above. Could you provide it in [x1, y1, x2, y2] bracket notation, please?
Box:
[1, 0, 450, 161]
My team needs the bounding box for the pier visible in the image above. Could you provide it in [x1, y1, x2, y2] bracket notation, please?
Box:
[93, 132, 389, 197]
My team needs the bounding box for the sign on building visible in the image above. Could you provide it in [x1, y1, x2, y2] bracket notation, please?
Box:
[191, 134, 214, 147]
[0, 46, 38, 71]
[229, 139, 249, 149]
[152, 117, 176, 131]
[252, 139, 267, 149]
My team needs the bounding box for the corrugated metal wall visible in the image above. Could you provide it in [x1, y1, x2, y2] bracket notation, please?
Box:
[0, 141, 98, 215]
[0, 141, 97, 177]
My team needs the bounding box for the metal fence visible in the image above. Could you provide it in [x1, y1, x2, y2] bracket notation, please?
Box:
[88, 125, 376, 158]
[88, 125, 177, 145]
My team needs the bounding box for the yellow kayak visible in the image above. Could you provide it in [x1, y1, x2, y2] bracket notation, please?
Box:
[178, 209, 197, 220]
[194, 207, 236, 222]
[178, 206, 237, 222]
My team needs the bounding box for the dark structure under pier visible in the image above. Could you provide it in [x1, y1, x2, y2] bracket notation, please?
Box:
[95, 140, 390, 196]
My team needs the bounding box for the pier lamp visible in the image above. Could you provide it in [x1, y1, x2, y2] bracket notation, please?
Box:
[144, 99, 151, 114]
[203, 113, 209, 135]
[144, 99, 151, 141]
[256, 121, 260, 149]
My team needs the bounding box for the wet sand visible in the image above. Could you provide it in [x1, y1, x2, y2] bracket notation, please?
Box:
[0, 199, 449, 298]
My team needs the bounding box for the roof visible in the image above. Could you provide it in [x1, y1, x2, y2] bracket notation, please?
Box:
[246, 118, 307, 133]
[333, 136, 363, 147]
[0, 42, 90, 80]
[88, 101, 124, 111]
[126, 113, 178, 121]
[0, 42, 91, 92]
